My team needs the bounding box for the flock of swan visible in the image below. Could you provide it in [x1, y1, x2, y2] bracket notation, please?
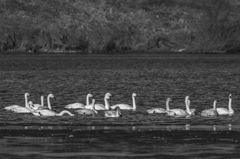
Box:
[3, 92, 234, 118]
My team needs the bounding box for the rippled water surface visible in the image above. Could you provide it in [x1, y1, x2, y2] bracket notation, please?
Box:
[0, 53, 240, 158]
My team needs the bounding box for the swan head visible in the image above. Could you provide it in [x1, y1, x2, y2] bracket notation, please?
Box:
[229, 94, 232, 98]
[28, 101, 38, 110]
[87, 93, 93, 98]
[105, 93, 112, 97]
[25, 93, 30, 97]
[166, 98, 171, 102]
[48, 94, 54, 98]
[132, 93, 137, 97]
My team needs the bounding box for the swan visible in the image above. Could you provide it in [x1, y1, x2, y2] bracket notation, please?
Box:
[201, 100, 218, 117]
[104, 106, 122, 118]
[110, 93, 137, 111]
[166, 96, 192, 117]
[216, 94, 234, 115]
[4, 93, 31, 112]
[186, 97, 197, 115]
[75, 99, 98, 115]
[32, 95, 44, 109]
[64, 94, 92, 109]
[84, 93, 111, 110]
[146, 101, 166, 114]
[29, 94, 74, 117]
[6, 93, 39, 113]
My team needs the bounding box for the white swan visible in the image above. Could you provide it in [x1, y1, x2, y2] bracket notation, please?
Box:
[4, 93, 30, 112]
[75, 99, 98, 115]
[32, 95, 44, 108]
[29, 94, 74, 117]
[6, 93, 39, 113]
[186, 97, 197, 115]
[104, 106, 122, 118]
[166, 96, 192, 117]
[216, 94, 234, 115]
[84, 93, 111, 110]
[64, 94, 92, 109]
[146, 100, 166, 114]
[201, 100, 218, 117]
[110, 93, 137, 111]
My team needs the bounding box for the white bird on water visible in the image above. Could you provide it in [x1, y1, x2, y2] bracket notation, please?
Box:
[201, 100, 218, 117]
[29, 94, 74, 117]
[84, 93, 111, 110]
[64, 93, 92, 109]
[110, 93, 137, 111]
[216, 94, 234, 116]
[166, 96, 192, 117]
[4, 93, 40, 113]
[75, 99, 98, 115]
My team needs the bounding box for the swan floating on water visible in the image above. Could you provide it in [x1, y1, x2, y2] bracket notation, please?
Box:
[201, 100, 218, 117]
[32, 95, 44, 109]
[216, 94, 234, 115]
[64, 94, 92, 109]
[166, 96, 192, 117]
[4, 93, 37, 113]
[29, 94, 74, 117]
[146, 100, 167, 114]
[110, 93, 137, 111]
[84, 93, 111, 110]
[75, 99, 98, 115]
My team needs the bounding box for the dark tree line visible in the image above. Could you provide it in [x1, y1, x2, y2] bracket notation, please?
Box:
[0, 0, 240, 53]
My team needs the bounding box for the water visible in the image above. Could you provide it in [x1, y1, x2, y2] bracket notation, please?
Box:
[0, 53, 240, 158]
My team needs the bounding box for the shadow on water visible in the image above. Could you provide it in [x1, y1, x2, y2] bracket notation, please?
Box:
[0, 125, 240, 159]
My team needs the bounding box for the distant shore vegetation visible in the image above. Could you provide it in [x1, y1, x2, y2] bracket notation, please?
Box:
[0, 0, 240, 54]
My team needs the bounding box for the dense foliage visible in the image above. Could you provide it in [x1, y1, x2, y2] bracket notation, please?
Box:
[0, 0, 240, 53]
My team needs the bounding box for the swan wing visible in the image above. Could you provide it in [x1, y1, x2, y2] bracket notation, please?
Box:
[110, 104, 132, 110]
[216, 107, 229, 115]
[94, 104, 105, 110]
[4, 105, 22, 111]
[65, 103, 85, 109]
[11, 107, 31, 113]
[147, 108, 166, 114]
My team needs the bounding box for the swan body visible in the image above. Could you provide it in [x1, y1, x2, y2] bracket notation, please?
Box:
[147, 107, 166, 114]
[104, 107, 122, 118]
[64, 94, 92, 109]
[29, 94, 75, 117]
[4, 93, 29, 111]
[84, 93, 111, 110]
[201, 100, 218, 117]
[216, 94, 234, 115]
[6, 93, 34, 113]
[75, 99, 98, 115]
[166, 96, 192, 117]
[110, 93, 137, 111]
[32, 95, 44, 109]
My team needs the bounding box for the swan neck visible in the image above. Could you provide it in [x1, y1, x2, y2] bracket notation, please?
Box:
[132, 96, 136, 110]
[86, 95, 90, 105]
[185, 99, 191, 115]
[41, 96, 44, 106]
[213, 101, 216, 110]
[166, 100, 170, 110]
[25, 94, 28, 108]
[228, 97, 234, 113]
[104, 97, 110, 110]
[47, 95, 52, 110]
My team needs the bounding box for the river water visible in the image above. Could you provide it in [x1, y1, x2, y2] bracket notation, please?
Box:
[0, 53, 240, 158]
